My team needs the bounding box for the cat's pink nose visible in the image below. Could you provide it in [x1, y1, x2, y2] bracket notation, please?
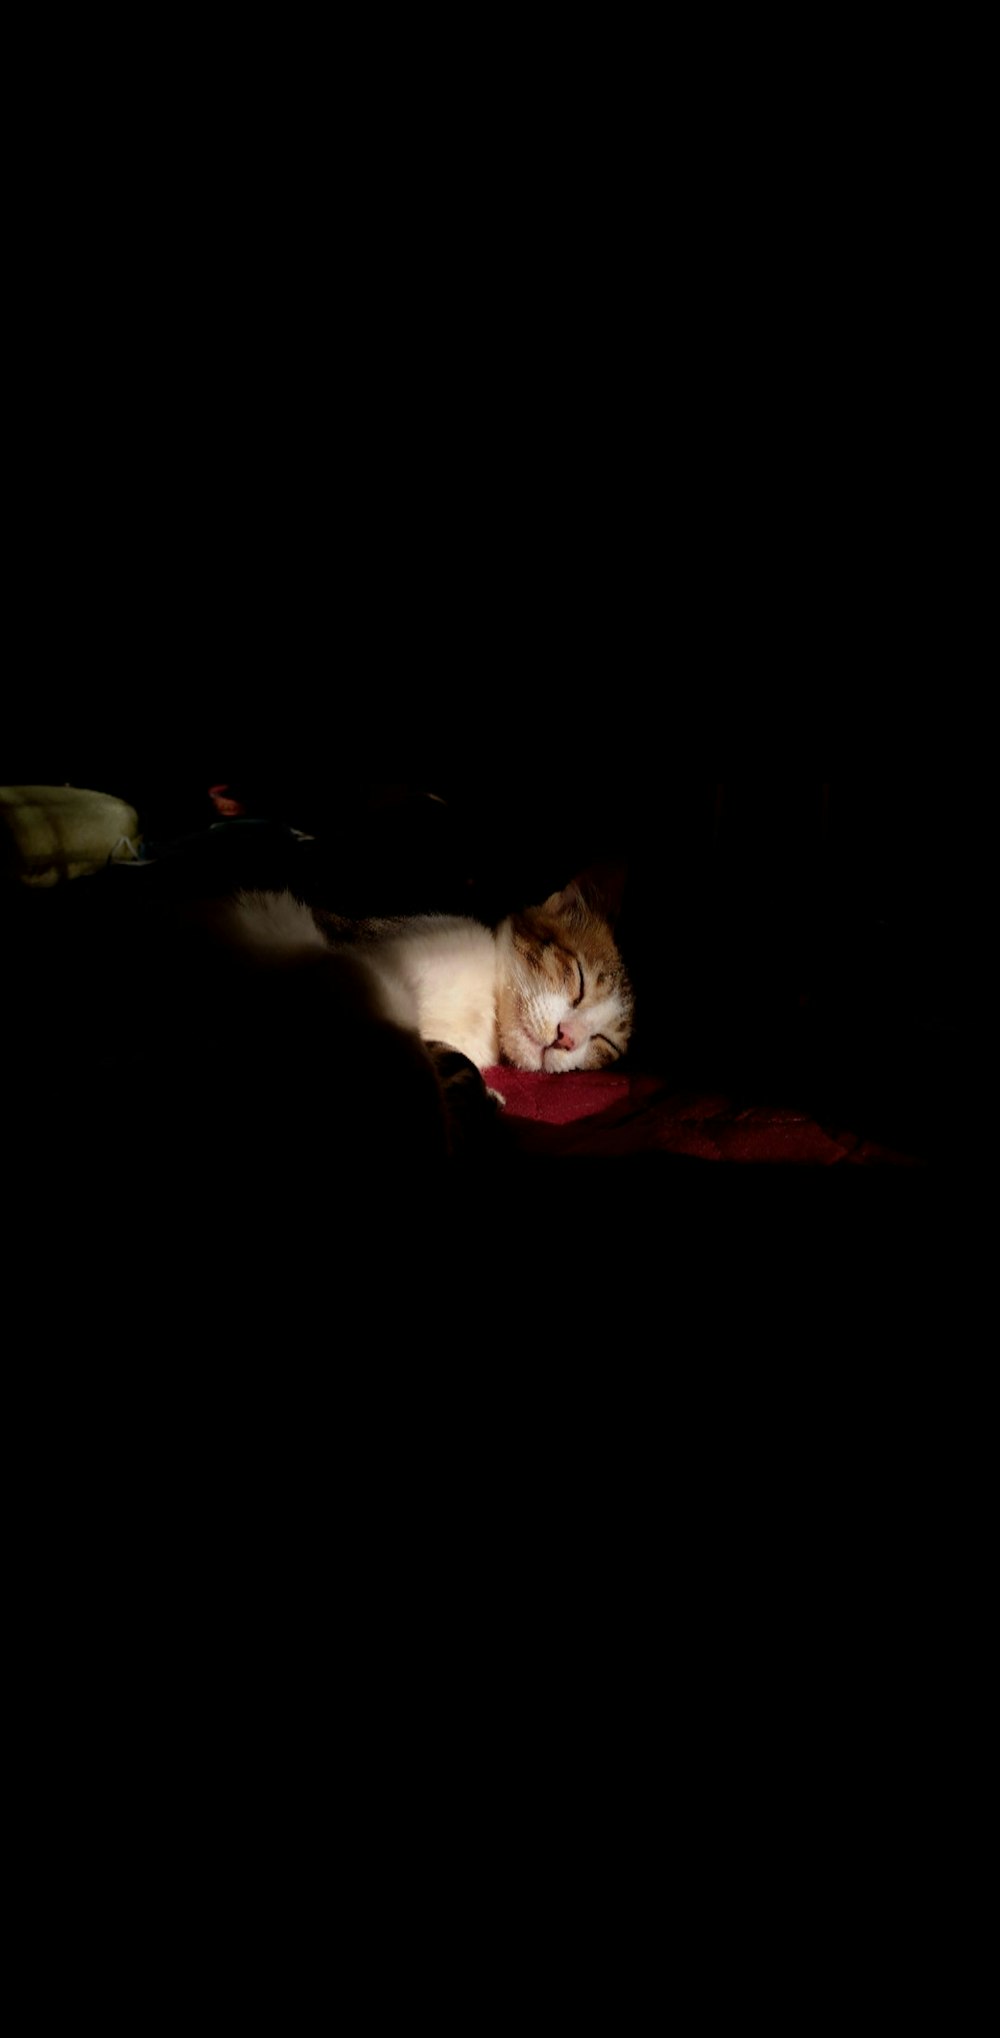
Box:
[555, 1022, 578, 1051]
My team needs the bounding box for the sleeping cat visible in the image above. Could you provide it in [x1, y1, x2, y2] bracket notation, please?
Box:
[202, 865, 634, 1155]
[309, 866, 633, 1075]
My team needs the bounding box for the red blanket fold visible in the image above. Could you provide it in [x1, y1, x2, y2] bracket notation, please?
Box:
[485, 1068, 925, 1165]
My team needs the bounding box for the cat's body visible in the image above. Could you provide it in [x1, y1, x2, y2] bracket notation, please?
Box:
[220, 872, 634, 1079]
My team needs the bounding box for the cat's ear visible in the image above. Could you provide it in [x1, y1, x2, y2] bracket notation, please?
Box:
[544, 860, 627, 927]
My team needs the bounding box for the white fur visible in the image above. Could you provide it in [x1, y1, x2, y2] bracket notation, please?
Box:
[219, 890, 330, 961]
[207, 891, 421, 1038]
[217, 895, 499, 1060]
[360, 916, 500, 1067]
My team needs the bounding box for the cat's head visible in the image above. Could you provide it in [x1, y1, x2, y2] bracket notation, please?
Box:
[496, 865, 634, 1073]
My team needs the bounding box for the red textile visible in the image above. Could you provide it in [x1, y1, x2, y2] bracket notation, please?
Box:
[208, 785, 247, 817]
[485, 1067, 925, 1165]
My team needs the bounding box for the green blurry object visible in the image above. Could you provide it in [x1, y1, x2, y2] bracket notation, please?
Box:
[0, 784, 142, 885]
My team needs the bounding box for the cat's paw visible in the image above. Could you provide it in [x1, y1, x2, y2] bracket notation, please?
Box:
[425, 1041, 507, 1155]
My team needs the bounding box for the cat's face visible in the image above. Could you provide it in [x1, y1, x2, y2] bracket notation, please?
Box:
[496, 877, 634, 1073]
